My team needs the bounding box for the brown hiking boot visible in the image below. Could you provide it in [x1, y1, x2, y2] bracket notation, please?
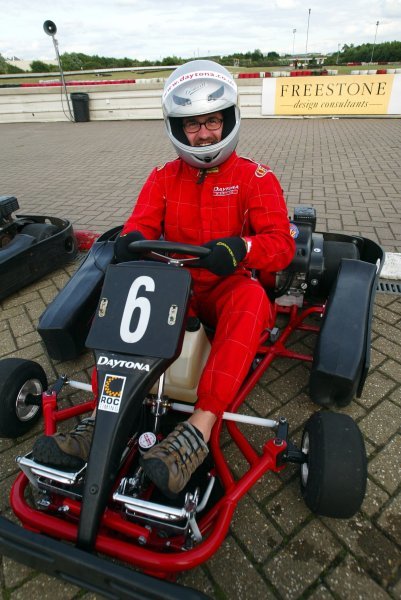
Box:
[139, 421, 209, 497]
[32, 417, 95, 470]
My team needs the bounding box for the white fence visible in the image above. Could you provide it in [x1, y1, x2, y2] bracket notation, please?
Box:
[0, 80, 263, 123]
[1, 75, 400, 123]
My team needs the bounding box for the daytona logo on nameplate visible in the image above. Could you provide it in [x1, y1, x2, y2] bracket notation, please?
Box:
[99, 374, 126, 413]
[97, 355, 150, 371]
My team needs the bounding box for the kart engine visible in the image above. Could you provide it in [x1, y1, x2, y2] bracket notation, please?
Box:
[274, 206, 360, 305]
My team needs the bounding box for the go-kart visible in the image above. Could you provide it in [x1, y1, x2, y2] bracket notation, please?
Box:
[0, 206, 384, 599]
[0, 194, 78, 301]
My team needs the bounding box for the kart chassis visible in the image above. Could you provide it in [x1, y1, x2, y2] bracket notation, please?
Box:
[0, 231, 382, 597]
[10, 286, 318, 574]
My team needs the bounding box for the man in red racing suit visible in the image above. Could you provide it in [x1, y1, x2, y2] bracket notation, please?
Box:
[116, 147, 295, 496]
[32, 61, 295, 499]
[121, 151, 294, 416]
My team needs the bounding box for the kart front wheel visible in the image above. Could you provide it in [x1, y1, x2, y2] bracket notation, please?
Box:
[300, 411, 367, 518]
[0, 359, 47, 438]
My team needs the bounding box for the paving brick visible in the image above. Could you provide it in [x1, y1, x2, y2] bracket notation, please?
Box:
[2, 556, 35, 589]
[263, 520, 341, 599]
[178, 567, 216, 599]
[325, 554, 391, 599]
[261, 364, 310, 404]
[15, 330, 42, 349]
[265, 478, 310, 535]
[307, 584, 335, 600]
[207, 535, 275, 599]
[372, 337, 401, 363]
[231, 495, 283, 563]
[245, 383, 281, 417]
[9, 573, 81, 599]
[322, 515, 401, 585]
[0, 330, 17, 356]
[372, 305, 401, 327]
[390, 385, 401, 407]
[378, 359, 401, 384]
[361, 477, 390, 518]
[377, 491, 401, 546]
[369, 434, 401, 494]
[359, 400, 401, 446]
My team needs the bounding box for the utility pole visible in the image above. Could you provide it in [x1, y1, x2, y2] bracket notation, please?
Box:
[336, 43, 341, 65]
[370, 21, 380, 63]
[305, 8, 311, 55]
[292, 28, 296, 56]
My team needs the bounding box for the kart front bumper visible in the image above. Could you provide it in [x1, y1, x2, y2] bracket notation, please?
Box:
[0, 516, 209, 600]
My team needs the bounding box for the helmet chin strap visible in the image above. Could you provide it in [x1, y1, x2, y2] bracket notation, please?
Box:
[196, 150, 221, 166]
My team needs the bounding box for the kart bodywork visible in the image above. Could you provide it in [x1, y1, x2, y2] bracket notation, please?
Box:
[0, 195, 78, 301]
[0, 207, 384, 599]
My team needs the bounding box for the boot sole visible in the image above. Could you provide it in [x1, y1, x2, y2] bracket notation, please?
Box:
[32, 437, 85, 471]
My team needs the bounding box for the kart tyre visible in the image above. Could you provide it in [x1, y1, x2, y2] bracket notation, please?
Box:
[0, 359, 47, 438]
[21, 223, 59, 242]
[300, 411, 366, 518]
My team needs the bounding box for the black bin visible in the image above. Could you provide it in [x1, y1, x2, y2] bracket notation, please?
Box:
[70, 92, 90, 122]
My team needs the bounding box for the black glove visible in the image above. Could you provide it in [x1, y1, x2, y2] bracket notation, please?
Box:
[197, 236, 247, 276]
[114, 230, 145, 262]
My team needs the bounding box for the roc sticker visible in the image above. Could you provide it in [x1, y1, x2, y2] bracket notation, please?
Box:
[98, 374, 126, 413]
[255, 164, 269, 178]
[290, 223, 299, 239]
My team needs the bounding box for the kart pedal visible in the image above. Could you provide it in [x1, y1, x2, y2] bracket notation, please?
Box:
[17, 453, 86, 486]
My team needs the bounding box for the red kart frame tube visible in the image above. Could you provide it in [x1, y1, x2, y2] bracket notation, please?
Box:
[11, 435, 286, 574]
[10, 303, 322, 577]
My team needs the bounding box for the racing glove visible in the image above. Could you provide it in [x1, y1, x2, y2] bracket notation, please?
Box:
[197, 236, 247, 276]
[114, 230, 145, 262]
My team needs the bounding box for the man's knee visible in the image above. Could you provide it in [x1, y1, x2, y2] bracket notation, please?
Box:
[233, 280, 269, 314]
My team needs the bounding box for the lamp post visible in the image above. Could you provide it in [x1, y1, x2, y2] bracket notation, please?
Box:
[292, 28, 296, 56]
[43, 20, 74, 121]
[305, 8, 311, 56]
[336, 43, 341, 65]
[370, 20, 379, 63]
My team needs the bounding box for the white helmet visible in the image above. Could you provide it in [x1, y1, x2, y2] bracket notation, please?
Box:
[162, 60, 240, 169]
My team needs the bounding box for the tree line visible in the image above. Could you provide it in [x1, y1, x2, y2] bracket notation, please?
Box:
[1, 41, 401, 75]
[336, 41, 401, 63]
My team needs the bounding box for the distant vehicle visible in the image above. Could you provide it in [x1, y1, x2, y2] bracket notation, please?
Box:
[0, 195, 78, 301]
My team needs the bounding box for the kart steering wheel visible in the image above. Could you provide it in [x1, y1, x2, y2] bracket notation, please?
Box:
[128, 240, 211, 264]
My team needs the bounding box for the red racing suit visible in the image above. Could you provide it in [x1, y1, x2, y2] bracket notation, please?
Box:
[122, 151, 295, 416]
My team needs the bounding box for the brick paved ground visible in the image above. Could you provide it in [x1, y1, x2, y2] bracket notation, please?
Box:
[0, 119, 400, 599]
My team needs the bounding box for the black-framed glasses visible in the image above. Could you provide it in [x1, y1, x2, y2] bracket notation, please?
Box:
[183, 117, 223, 134]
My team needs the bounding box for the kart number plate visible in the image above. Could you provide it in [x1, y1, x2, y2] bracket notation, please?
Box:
[86, 263, 191, 359]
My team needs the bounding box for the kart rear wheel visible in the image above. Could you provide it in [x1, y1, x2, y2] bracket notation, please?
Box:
[300, 411, 366, 518]
[0, 359, 47, 438]
[21, 223, 59, 241]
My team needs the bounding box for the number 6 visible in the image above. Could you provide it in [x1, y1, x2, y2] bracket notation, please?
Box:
[120, 276, 155, 343]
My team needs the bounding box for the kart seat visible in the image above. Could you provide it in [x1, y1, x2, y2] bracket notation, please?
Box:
[309, 258, 378, 407]
[38, 229, 120, 361]
[0, 234, 36, 263]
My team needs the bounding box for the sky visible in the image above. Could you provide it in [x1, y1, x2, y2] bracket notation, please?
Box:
[1, 0, 401, 62]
